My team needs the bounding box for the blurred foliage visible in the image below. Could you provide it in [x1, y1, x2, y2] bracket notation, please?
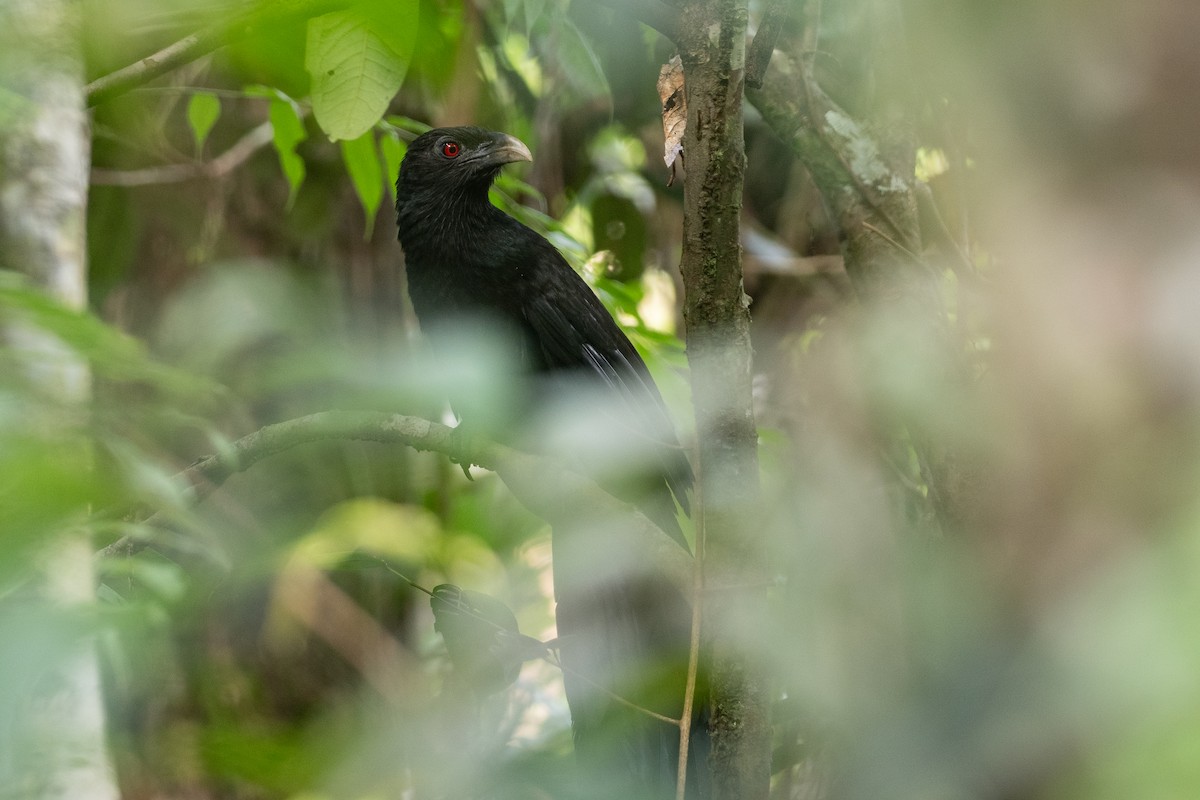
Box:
[2, 0, 1200, 798]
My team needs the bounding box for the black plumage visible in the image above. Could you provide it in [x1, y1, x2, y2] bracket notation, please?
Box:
[395, 126, 692, 544]
[395, 126, 706, 799]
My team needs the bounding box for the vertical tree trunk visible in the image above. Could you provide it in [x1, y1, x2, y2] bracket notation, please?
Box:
[0, 1, 119, 798]
[676, 1, 770, 797]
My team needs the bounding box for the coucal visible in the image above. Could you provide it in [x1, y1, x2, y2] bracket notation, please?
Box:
[396, 126, 706, 799]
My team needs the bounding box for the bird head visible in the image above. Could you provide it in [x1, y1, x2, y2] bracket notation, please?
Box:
[396, 126, 532, 202]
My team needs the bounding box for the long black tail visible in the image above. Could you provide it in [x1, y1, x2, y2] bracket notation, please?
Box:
[556, 573, 709, 800]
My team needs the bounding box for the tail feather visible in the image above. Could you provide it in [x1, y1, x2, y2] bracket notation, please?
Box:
[556, 577, 708, 799]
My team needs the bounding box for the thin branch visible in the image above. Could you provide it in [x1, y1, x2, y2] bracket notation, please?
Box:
[862, 221, 922, 262]
[556, 658, 683, 728]
[772, 0, 920, 255]
[90, 119, 275, 186]
[914, 180, 974, 273]
[97, 413, 480, 559]
[86, 0, 350, 106]
[676, 443, 706, 800]
[97, 411, 694, 587]
[746, 0, 789, 90]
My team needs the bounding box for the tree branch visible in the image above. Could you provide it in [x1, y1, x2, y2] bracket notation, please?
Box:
[97, 411, 693, 587]
[746, 0, 788, 90]
[676, 0, 770, 795]
[85, 0, 350, 107]
[90, 119, 275, 186]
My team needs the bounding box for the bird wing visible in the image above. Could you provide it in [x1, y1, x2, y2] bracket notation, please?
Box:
[518, 249, 693, 522]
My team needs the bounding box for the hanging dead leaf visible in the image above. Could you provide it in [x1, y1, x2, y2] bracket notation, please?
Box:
[657, 55, 686, 187]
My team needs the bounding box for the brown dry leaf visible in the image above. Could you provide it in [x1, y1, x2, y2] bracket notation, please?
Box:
[657, 55, 686, 186]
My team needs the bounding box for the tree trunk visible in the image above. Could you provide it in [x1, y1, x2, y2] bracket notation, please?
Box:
[677, 1, 770, 797]
[0, 1, 119, 798]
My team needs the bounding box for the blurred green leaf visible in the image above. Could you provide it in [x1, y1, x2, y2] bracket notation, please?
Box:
[524, 0, 547, 35]
[268, 96, 308, 207]
[186, 92, 221, 156]
[555, 19, 609, 103]
[201, 723, 322, 792]
[379, 129, 405, 204]
[293, 498, 442, 569]
[99, 556, 188, 604]
[0, 273, 224, 403]
[340, 130, 383, 236]
[0, 85, 33, 132]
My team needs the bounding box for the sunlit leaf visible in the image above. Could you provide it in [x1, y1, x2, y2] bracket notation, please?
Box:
[378, 129, 406, 204]
[340, 130, 383, 236]
[293, 498, 441, 569]
[305, 0, 418, 141]
[268, 96, 307, 206]
[186, 92, 221, 156]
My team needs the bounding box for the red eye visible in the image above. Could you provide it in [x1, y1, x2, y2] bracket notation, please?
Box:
[441, 141, 460, 158]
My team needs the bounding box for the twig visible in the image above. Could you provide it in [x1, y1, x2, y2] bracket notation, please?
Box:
[86, 0, 350, 106]
[861, 221, 922, 262]
[90, 119, 276, 186]
[914, 181, 974, 273]
[746, 0, 789, 90]
[676, 443, 705, 800]
[557, 658, 683, 728]
[95, 410, 694, 590]
[96, 412, 487, 559]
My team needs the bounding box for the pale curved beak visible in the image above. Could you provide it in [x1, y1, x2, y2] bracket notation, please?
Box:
[492, 133, 532, 165]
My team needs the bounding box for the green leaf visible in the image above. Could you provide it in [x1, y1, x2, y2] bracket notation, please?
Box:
[340, 130, 383, 237]
[379, 130, 406, 204]
[186, 92, 221, 156]
[268, 97, 307, 206]
[556, 18, 610, 102]
[0, 272, 224, 402]
[524, 0, 547, 34]
[0, 85, 34, 133]
[305, 1, 418, 141]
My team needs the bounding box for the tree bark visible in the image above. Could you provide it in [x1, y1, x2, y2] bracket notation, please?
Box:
[746, 20, 974, 536]
[0, 1, 119, 797]
[676, 0, 770, 797]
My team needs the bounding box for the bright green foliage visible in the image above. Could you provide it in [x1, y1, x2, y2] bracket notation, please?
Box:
[305, 1, 418, 141]
[378, 130, 405, 204]
[186, 92, 221, 156]
[339, 130, 383, 235]
[269, 95, 308, 206]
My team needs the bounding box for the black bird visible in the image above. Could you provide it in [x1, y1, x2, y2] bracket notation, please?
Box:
[396, 126, 707, 799]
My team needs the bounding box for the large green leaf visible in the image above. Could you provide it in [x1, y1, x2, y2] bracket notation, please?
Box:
[340, 130, 383, 236]
[268, 96, 307, 206]
[305, 1, 418, 141]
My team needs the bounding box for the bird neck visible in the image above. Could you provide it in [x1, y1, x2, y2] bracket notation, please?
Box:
[395, 183, 503, 261]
